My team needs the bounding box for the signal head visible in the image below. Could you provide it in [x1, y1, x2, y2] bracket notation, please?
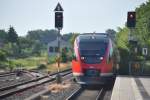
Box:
[127, 11, 136, 28]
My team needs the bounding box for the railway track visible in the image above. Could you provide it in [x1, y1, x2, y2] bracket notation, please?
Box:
[0, 68, 71, 99]
[66, 87, 105, 100]
[0, 71, 35, 88]
[24, 73, 76, 100]
[0, 72, 15, 77]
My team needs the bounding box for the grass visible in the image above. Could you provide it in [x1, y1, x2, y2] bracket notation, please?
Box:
[47, 62, 71, 73]
[11, 56, 71, 73]
[12, 56, 47, 70]
[145, 61, 150, 66]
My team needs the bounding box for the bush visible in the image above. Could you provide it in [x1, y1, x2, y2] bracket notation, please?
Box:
[8, 61, 18, 71]
[118, 48, 130, 75]
[61, 48, 68, 63]
[135, 55, 145, 61]
[0, 62, 8, 69]
[48, 56, 56, 64]
[0, 50, 7, 61]
[37, 64, 47, 70]
[61, 52, 67, 63]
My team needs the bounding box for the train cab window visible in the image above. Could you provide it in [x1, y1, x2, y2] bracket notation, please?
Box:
[79, 41, 108, 64]
[49, 47, 54, 52]
[79, 41, 108, 56]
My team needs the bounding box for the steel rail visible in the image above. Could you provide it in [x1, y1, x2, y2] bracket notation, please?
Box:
[66, 87, 83, 100]
[66, 87, 105, 100]
[0, 68, 71, 99]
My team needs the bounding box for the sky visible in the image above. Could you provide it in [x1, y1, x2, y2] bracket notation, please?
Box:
[0, 0, 148, 36]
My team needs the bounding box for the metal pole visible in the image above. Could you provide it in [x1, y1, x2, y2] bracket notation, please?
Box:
[57, 29, 60, 72]
[129, 61, 131, 75]
[128, 28, 131, 75]
[56, 28, 62, 84]
[142, 55, 146, 75]
[128, 28, 134, 75]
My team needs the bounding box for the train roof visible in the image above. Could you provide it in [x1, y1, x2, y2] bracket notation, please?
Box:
[77, 33, 109, 43]
[81, 33, 108, 36]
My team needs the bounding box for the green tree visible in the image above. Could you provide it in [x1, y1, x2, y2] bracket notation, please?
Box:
[32, 40, 43, 56]
[7, 26, 19, 57]
[27, 29, 58, 45]
[61, 48, 67, 63]
[134, 1, 150, 46]
[62, 33, 74, 41]
[17, 37, 35, 57]
[115, 27, 130, 74]
[116, 27, 129, 50]
[106, 29, 116, 42]
[69, 33, 79, 47]
[7, 26, 18, 43]
[0, 50, 7, 61]
[0, 49, 8, 69]
[0, 30, 8, 43]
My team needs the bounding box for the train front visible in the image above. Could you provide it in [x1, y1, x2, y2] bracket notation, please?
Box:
[72, 34, 115, 85]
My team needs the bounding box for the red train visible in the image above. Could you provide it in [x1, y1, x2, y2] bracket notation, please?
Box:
[72, 33, 118, 85]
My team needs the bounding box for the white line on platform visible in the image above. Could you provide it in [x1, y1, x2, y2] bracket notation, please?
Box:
[131, 77, 143, 100]
[111, 76, 120, 100]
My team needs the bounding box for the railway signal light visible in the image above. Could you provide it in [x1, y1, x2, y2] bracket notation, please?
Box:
[127, 11, 136, 28]
[55, 12, 63, 29]
[54, 3, 63, 29]
[54, 3, 64, 84]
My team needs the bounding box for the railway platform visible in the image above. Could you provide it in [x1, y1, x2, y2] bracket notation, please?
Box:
[111, 76, 150, 100]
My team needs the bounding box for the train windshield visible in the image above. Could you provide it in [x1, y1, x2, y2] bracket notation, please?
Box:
[79, 41, 108, 57]
[79, 41, 108, 64]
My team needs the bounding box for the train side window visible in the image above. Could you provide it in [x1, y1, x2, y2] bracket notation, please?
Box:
[49, 47, 54, 52]
[107, 40, 113, 63]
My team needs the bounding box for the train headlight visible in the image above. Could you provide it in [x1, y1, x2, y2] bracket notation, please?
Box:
[100, 57, 103, 60]
[81, 57, 85, 60]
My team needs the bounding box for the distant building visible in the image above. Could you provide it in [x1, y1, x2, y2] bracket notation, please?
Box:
[48, 38, 71, 57]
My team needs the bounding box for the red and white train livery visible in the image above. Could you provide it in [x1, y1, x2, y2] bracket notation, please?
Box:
[72, 33, 118, 85]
